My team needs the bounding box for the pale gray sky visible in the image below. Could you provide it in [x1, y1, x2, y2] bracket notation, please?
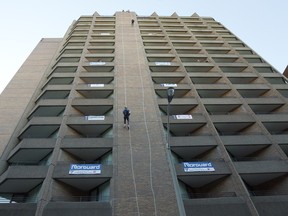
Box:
[0, 0, 287, 93]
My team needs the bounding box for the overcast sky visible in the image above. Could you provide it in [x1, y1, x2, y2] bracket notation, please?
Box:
[0, 0, 287, 93]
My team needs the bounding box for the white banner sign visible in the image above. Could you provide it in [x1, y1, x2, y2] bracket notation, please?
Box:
[183, 162, 215, 172]
[155, 62, 171, 66]
[69, 164, 101, 175]
[174, 115, 193, 119]
[89, 62, 106, 66]
[85, 116, 105, 121]
[160, 83, 178, 87]
[89, 84, 105, 87]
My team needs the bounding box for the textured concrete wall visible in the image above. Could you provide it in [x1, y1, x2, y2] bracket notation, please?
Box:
[112, 12, 180, 216]
[0, 38, 61, 156]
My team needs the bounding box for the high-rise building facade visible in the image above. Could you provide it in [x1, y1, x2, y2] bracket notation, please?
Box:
[0, 11, 288, 216]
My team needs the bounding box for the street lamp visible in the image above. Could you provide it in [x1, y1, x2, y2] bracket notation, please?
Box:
[166, 87, 186, 216]
[167, 87, 175, 103]
[167, 87, 174, 149]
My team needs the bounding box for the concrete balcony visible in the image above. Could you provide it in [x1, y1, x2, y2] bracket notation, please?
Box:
[197, 88, 232, 98]
[142, 35, 166, 40]
[273, 134, 288, 144]
[151, 72, 185, 83]
[235, 160, 288, 186]
[0, 203, 37, 216]
[89, 39, 115, 46]
[170, 136, 217, 159]
[87, 47, 114, 54]
[41, 85, 72, 92]
[90, 34, 115, 40]
[185, 64, 215, 73]
[171, 41, 197, 47]
[146, 52, 175, 58]
[184, 197, 251, 216]
[161, 114, 207, 136]
[0, 165, 48, 193]
[176, 161, 231, 188]
[61, 138, 113, 161]
[205, 47, 232, 54]
[8, 138, 56, 164]
[28, 104, 66, 119]
[66, 116, 113, 138]
[237, 86, 271, 98]
[218, 64, 248, 73]
[211, 114, 255, 135]
[75, 84, 113, 98]
[274, 135, 288, 156]
[143, 41, 169, 47]
[169, 35, 192, 40]
[154, 84, 191, 98]
[52, 62, 79, 69]
[42, 202, 111, 216]
[34, 99, 68, 107]
[228, 76, 259, 84]
[175, 47, 202, 54]
[257, 113, 288, 122]
[84, 54, 115, 63]
[51, 65, 78, 74]
[252, 195, 288, 216]
[44, 77, 74, 87]
[82, 62, 114, 72]
[53, 162, 112, 191]
[157, 98, 198, 114]
[212, 56, 241, 63]
[18, 117, 62, 139]
[201, 98, 242, 105]
[194, 83, 230, 90]
[47, 72, 77, 79]
[210, 114, 255, 123]
[221, 134, 271, 159]
[36, 89, 70, 101]
[79, 72, 114, 84]
[149, 62, 180, 72]
[261, 116, 288, 135]
[29, 98, 68, 118]
[234, 83, 270, 90]
[189, 72, 222, 84]
[92, 24, 115, 29]
[71, 98, 113, 115]
[245, 97, 285, 114]
[221, 133, 270, 143]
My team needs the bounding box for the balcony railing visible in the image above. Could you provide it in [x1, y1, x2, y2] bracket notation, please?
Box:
[57, 160, 112, 165]
[250, 190, 288, 196]
[9, 161, 50, 166]
[182, 192, 237, 199]
[51, 196, 109, 202]
[0, 196, 37, 203]
[232, 157, 282, 162]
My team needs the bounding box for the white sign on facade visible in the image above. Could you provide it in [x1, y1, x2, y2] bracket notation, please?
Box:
[160, 83, 178, 87]
[85, 116, 105, 121]
[89, 62, 106, 66]
[100, 33, 110, 35]
[89, 84, 105, 88]
[69, 164, 101, 175]
[174, 115, 193, 120]
[183, 162, 215, 172]
[155, 62, 171, 66]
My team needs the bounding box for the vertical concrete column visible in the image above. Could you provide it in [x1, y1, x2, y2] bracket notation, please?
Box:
[113, 12, 180, 216]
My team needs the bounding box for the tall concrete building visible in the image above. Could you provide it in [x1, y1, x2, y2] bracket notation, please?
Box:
[0, 11, 288, 216]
